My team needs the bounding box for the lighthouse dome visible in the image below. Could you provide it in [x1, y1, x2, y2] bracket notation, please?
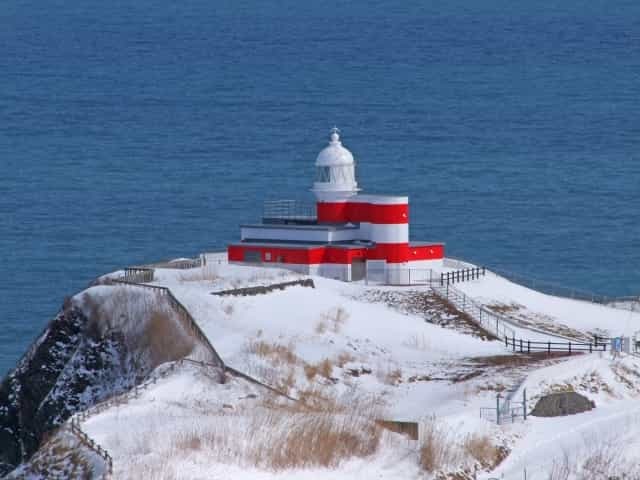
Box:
[312, 128, 360, 202]
[315, 129, 355, 167]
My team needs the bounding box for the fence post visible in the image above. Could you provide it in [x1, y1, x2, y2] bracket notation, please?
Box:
[568, 342, 572, 355]
[496, 393, 501, 425]
[512, 334, 516, 352]
[527, 340, 530, 354]
[547, 341, 551, 355]
[589, 342, 592, 353]
[523, 388, 527, 421]
[505, 336, 508, 348]
[519, 338, 523, 353]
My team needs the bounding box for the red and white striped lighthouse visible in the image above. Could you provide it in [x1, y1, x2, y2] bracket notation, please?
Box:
[228, 128, 444, 283]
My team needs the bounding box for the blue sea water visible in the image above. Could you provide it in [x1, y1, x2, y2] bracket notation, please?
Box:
[1, 0, 639, 376]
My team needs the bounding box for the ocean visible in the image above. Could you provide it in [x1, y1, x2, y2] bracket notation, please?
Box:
[1, 0, 639, 375]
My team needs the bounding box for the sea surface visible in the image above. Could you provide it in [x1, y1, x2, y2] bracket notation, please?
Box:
[2, 0, 639, 376]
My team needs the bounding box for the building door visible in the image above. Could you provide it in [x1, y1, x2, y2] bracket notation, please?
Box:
[365, 260, 387, 284]
[351, 258, 366, 281]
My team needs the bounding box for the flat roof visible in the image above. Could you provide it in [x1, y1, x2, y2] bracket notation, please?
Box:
[241, 223, 359, 231]
[231, 239, 444, 250]
[230, 240, 374, 250]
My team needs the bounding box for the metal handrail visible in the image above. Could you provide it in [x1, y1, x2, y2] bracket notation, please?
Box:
[262, 199, 317, 221]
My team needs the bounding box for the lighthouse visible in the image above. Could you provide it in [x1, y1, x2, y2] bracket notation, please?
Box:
[312, 127, 359, 203]
[227, 129, 444, 283]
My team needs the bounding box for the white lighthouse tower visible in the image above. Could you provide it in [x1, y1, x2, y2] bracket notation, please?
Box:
[311, 127, 360, 203]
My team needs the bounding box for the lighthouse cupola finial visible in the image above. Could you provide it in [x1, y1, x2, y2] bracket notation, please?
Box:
[330, 126, 340, 143]
[312, 127, 360, 202]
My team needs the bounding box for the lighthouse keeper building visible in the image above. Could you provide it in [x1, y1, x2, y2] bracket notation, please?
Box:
[227, 129, 444, 283]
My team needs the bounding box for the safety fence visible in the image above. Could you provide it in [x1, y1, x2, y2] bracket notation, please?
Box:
[65, 355, 299, 478]
[262, 199, 317, 223]
[440, 267, 486, 286]
[365, 266, 440, 286]
[123, 267, 154, 283]
[110, 279, 225, 368]
[68, 417, 113, 479]
[66, 358, 222, 479]
[445, 256, 640, 312]
[480, 389, 528, 425]
[431, 284, 516, 339]
[504, 336, 606, 354]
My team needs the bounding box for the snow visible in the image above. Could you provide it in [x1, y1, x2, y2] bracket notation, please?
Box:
[454, 270, 640, 338]
[72, 259, 640, 479]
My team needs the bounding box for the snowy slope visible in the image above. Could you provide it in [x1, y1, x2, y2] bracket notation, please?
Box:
[455, 271, 640, 338]
[20, 259, 640, 479]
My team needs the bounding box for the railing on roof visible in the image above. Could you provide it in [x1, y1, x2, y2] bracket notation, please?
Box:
[262, 200, 317, 223]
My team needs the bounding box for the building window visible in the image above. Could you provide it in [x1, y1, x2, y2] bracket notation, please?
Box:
[244, 251, 261, 263]
[316, 166, 331, 182]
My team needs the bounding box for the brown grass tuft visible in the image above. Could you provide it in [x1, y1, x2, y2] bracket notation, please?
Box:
[464, 434, 501, 468]
[336, 352, 355, 368]
[246, 340, 300, 366]
[419, 417, 462, 473]
[318, 358, 333, 379]
[320, 306, 350, 334]
[315, 320, 328, 334]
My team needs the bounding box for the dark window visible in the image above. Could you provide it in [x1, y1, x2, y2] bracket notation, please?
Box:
[244, 250, 261, 263]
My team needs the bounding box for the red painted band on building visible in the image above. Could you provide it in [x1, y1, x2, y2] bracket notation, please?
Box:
[317, 202, 408, 224]
[229, 244, 368, 265]
[409, 244, 444, 261]
[365, 243, 410, 263]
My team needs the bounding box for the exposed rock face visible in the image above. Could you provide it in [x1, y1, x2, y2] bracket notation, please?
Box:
[531, 392, 595, 417]
[0, 284, 220, 476]
[0, 306, 140, 475]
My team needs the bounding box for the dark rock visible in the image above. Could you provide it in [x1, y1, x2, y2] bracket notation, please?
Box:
[0, 307, 141, 475]
[531, 392, 595, 417]
[211, 278, 315, 296]
[0, 284, 222, 476]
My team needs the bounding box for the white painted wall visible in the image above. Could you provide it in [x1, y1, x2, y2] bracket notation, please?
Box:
[241, 226, 360, 243]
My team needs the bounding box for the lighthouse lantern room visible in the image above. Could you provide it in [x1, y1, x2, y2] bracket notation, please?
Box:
[227, 129, 444, 283]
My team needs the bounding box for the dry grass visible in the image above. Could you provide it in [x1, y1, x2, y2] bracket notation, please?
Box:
[142, 310, 195, 365]
[245, 339, 300, 366]
[486, 302, 523, 315]
[385, 368, 403, 385]
[315, 319, 328, 334]
[177, 266, 220, 283]
[471, 352, 577, 368]
[376, 362, 403, 386]
[304, 363, 319, 381]
[546, 439, 640, 479]
[154, 394, 383, 472]
[418, 417, 506, 475]
[79, 286, 195, 367]
[20, 430, 98, 479]
[464, 434, 502, 469]
[419, 417, 462, 473]
[320, 306, 350, 334]
[336, 352, 355, 367]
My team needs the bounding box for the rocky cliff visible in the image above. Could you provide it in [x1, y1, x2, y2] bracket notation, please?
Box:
[0, 284, 208, 476]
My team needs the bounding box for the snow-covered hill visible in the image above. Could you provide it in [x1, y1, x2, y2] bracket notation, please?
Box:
[4, 259, 640, 479]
